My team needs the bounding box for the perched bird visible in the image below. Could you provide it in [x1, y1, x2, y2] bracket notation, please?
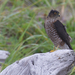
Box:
[44, 10, 72, 50]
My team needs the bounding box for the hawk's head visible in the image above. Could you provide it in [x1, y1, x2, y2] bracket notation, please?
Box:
[48, 10, 60, 18]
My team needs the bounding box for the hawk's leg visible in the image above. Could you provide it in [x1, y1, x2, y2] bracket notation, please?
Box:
[56, 45, 59, 50]
[50, 45, 59, 52]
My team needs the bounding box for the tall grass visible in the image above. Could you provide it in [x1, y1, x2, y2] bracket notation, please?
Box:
[0, 0, 75, 74]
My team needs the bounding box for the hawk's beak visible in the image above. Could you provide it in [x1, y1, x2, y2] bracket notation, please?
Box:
[58, 14, 60, 17]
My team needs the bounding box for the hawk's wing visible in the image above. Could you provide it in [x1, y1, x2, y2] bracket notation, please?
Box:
[53, 20, 72, 50]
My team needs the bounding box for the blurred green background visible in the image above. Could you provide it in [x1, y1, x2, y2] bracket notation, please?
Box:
[0, 0, 75, 74]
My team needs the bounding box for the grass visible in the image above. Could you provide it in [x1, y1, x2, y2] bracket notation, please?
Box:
[0, 0, 75, 74]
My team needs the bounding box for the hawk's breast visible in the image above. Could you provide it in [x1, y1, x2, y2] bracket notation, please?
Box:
[45, 19, 62, 47]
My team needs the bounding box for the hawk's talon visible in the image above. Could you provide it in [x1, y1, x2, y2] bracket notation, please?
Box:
[50, 45, 59, 52]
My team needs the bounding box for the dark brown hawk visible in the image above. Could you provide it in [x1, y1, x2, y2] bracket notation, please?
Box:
[44, 10, 72, 50]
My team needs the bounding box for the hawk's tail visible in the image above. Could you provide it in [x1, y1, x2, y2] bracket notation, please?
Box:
[68, 43, 73, 50]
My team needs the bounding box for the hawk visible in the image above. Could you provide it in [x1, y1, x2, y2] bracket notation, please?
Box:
[44, 10, 72, 50]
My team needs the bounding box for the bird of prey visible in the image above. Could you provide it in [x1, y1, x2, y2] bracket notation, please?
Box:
[44, 10, 72, 50]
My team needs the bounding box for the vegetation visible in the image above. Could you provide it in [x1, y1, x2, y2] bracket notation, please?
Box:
[0, 0, 75, 74]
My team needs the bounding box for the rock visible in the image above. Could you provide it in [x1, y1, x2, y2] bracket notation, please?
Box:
[0, 49, 75, 75]
[0, 50, 10, 63]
